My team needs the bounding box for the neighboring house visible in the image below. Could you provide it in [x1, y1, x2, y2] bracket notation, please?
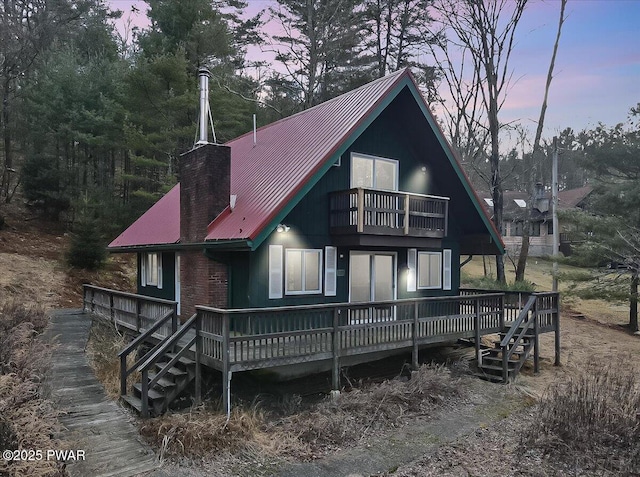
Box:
[108, 68, 504, 317]
[480, 184, 593, 257]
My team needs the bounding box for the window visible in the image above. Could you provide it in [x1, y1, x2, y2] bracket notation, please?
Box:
[141, 252, 162, 288]
[547, 221, 553, 235]
[418, 252, 441, 289]
[285, 249, 322, 295]
[351, 153, 398, 191]
[531, 222, 541, 237]
[513, 221, 524, 236]
[514, 199, 527, 208]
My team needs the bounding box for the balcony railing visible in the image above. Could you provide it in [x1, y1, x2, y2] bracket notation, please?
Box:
[330, 188, 449, 238]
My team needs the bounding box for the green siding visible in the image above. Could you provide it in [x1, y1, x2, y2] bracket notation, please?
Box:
[233, 105, 463, 308]
[137, 252, 176, 301]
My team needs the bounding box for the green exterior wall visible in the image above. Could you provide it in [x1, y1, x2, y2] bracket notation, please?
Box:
[228, 100, 463, 309]
[137, 251, 176, 301]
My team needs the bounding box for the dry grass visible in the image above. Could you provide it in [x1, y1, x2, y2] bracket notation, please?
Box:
[86, 318, 139, 398]
[139, 363, 466, 468]
[0, 302, 65, 477]
[139, 404, 303, 464]
[525, 359, 640, 474]
[279, 363, 464, 451]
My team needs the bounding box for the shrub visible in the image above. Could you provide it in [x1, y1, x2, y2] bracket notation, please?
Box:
[525, 361, 640, 474]
[67, 214, 107, 270]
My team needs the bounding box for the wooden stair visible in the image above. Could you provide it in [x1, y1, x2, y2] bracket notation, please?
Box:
[476, 328, 535, 383]
[121, 355, 196, 416]
[119, 311, 201, 417]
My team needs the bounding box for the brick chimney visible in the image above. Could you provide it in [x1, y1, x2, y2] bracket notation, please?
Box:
[179, 143, 231, 243]
[178, 68, 230, 315]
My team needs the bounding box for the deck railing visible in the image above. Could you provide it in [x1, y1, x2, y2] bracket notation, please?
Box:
[83, 284, 178, 339]
[329, 188, 449, 237]
[196, 293, 504, 373]
[459, 288, 559, 333]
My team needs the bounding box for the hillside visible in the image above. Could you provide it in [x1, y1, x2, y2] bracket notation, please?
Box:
[0, 201, 135, 310]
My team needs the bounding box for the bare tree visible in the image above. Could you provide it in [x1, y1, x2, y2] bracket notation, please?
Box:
[515, 0, 567, 282]
[430, 0, 528, 282]
[268, 0, 364, 109]
[362, 0, 439, 78]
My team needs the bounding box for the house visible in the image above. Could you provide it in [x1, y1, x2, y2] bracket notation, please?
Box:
[481, 184, 592, 257]
[108, 67, 504, 316]
[94, 68, 559, 417]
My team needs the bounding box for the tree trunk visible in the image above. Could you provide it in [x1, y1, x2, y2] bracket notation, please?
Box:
[2, 78, 12, 203]
[630, 272, 638, 332]
[515, 232, 529, 281]
[515, 0, 566, 282]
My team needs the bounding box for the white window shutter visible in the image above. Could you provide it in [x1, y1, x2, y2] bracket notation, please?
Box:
[269, 245, 283, 299]
[157, 253, 163, 289]
[443, 249, 452, 290]
[324, 246, 337, 296]
[141, 253, 147, 287]
[407, 248, 417, 292]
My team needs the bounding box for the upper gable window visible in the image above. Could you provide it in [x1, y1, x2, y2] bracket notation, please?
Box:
[351, 153, 398, 191]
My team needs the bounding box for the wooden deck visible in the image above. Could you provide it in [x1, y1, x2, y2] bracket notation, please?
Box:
[44, 309, 158, 477]
[83, 286, 560, 416]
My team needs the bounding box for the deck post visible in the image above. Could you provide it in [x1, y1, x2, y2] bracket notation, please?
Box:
[141, 369, 149, 418]
[332, 307, 341, 393]
[443, 200, 449, 236]
[171, 303, 178, 334]
[222, 311, 231, 417]
[498, 294, 505, 331]
[136, 297, 142, 333]
[120, 355, 127, 396]
[404, 194, 410, 235]
[412, 301, 419, 369]
[194, 312, 202, 406]
[554, 295, 561, 366]
[533, 299, 540, 374]
[474, 297, 481, 364]
[109, 292, 115, 325]
[356, 188, 364, 233]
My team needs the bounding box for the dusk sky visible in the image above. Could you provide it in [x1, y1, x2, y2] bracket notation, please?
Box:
[108, 0, 640, 139]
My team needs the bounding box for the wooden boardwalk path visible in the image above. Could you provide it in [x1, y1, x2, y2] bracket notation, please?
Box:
[45, 310, 159, 477]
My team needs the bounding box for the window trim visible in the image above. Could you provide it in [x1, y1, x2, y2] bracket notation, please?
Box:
[268, 245, 284, 299]
[350, 152, 399, 191]
[417, 251, 442, 290]
[284, 248, 323, 296]
[141, 252, 162, 289]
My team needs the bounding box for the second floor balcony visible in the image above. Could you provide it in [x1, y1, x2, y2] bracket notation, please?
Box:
[329, 188, 449, 239]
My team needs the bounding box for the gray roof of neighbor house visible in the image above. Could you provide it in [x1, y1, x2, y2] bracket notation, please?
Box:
[479, 186, 593, 222]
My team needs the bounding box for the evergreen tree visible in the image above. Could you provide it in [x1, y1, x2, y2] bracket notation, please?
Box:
[564, 105, 640, 331]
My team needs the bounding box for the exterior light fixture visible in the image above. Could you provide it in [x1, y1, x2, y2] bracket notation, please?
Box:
[276, 224, 290, 233]
[420, 166, 427, 173]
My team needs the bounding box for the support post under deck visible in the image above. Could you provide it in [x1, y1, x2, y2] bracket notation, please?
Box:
[554, 304, 561, 366]
[412, 301, 419, 370]
[222, 311, 231, 417]
[332, 307, 340, 392]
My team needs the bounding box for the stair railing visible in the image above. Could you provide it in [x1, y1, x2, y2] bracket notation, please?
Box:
[500, 295, 537, 382]
[136, 313, 201, 417]
[118, 309, 177, 396]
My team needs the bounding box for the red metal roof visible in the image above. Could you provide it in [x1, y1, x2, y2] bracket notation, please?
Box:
[109, 68, 502, 252]
[205, 68, 408, 242]
[108, 184, 181, 248]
